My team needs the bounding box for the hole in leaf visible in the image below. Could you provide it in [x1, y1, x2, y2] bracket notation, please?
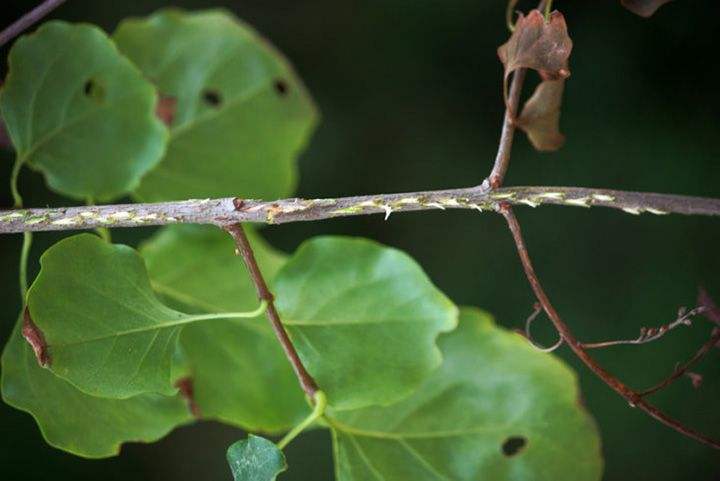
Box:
[501, 436, 527, 456]
[202, 89, 222, 107]
[274, 79, 288, 96]
[83, 79, 105, 103]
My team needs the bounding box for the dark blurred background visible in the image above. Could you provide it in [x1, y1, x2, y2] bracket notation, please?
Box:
[1, 0, 719, 479]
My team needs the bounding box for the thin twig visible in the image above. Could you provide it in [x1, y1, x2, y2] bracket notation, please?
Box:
[581, 307, 705, 349]
[524, 302, 564, 352]
[499, 203, 720, 450]
[224, 223, 319, 399]
[1, 185, 719, 234]
[639, 327, 720, 397]
[484, 65, 526, 190]
[0, 0, 66, 47]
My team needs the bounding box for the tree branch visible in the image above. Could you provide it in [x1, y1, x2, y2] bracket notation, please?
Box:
[1, 185, 719, 234]
[224, 224, 319, 400]
[499, 203, 720, 450]
[0, 0, 66, 47]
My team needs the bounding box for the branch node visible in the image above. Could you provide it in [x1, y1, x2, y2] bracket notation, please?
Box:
[232, 198, 245, 210]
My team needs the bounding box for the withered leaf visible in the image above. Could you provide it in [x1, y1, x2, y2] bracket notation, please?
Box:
[621, 0, 674, 17]
[497, 9, 572, 106]
[516, 79, 566, 151]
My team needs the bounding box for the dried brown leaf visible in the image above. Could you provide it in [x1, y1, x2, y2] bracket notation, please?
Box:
[621, 0, 674, 17]
[516, 79, 566, 151]
[497, 9, 572, 107]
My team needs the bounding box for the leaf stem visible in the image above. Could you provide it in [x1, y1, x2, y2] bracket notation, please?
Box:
[10, 157, 31, 301]
[506, 0, 519, 32]
[544, 0, 554, 20]
[10, 157, 23, 209]
[277, 391, 327, 450]
[19, 232, 32, 301]
[181, 301, 268, 323]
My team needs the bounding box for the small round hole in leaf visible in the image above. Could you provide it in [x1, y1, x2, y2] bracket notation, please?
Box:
[83, 79, 105, 103]
[501, 436, 527, 457]
[202, 89, 222, 107]
[274, 79, 288, 96]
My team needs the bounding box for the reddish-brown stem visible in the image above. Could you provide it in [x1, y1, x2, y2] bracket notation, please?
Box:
[485, 68, 527, 190]
[0, 0, 66, 47]
[224, 223, 319, 399]
[639, 327, 720, 397]
[499, 203, 720, 450]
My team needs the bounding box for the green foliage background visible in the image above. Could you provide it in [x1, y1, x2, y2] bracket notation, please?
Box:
[1, 0, 718, 480]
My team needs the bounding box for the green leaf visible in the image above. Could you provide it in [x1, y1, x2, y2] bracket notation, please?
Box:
[227, 435, 287, 481]
[327, 308, 603, 481]
[113, 8, 318, 202]
[0, 21, 166, 200]
[26, 233, 262, 399]
[274, 237, 458, 410]
[1, 319, 192, 458]
[141, 225, 309, 432]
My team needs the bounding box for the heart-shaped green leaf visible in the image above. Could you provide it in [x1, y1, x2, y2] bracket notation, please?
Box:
[113, 8, 318, 202]
[1, 319, 192, 458]
[327, 308, 603, 481]
[274, 237, 458, 410]
[0, 21, 166, 200]
[141, 225, 309, 432]
[26, 233, 263, 399]
[227, 435, 287, 481]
